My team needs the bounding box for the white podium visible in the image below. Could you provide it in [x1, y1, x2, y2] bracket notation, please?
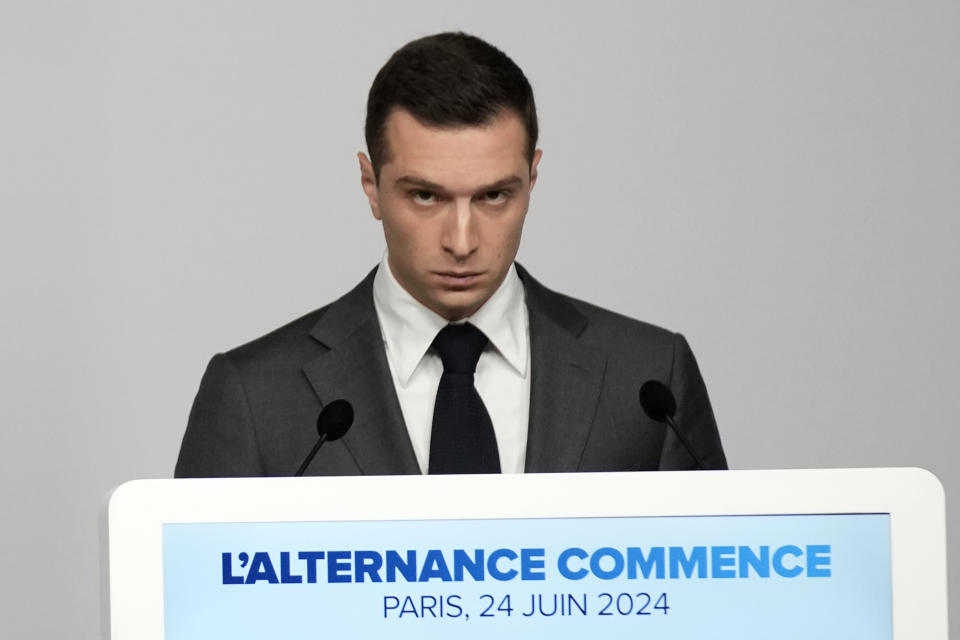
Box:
[102, 468, 947, 639]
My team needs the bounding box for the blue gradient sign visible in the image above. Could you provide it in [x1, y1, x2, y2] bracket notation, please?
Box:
[162, 513, 891, 638]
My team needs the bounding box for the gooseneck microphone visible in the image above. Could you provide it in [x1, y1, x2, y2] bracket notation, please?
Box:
[294, 399, 354, 477]
[638, 380, 706, 470]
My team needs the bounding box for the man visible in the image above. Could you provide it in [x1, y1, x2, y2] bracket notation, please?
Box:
[175, 32, 726, 478]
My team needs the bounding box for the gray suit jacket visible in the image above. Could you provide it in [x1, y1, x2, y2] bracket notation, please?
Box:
[175, 265, 727, 477]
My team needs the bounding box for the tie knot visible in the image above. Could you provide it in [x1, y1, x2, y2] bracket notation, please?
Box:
[432, 323, 488, 374]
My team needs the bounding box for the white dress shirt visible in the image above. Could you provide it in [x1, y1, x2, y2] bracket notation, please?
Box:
[372, 255, 531, 474]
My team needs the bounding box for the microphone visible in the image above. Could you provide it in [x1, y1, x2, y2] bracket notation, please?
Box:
[294, 399, 354, 477]
[638, 380, 706, 470]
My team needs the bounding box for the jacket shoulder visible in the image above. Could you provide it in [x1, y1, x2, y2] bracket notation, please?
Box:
[226, 305, 330, 366]
[223, 268, 378, 369]
[564, 294, 677, 345]
[517, 264, 679, 350]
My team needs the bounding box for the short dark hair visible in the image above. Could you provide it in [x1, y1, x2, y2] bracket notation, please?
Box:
[364, 32, 538, 179]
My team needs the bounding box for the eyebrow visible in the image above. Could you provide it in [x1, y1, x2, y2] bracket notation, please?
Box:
[394, 175, 524, 193]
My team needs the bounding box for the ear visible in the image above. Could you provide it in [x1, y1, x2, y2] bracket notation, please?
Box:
[358, 152, 381, 220]
[528, 149, 543, 191]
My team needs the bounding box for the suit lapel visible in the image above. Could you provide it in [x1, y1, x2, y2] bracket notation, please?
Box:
[519, 266, 608, 473]
[302, 269, 420, 475]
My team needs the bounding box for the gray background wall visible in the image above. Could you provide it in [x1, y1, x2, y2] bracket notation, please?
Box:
[2, 1, 957, 636]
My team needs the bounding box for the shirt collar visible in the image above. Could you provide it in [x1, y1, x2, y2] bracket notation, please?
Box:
[372, 254, 528, 386]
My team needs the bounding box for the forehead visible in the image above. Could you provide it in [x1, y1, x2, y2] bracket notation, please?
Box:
[381, 109, 529, 188]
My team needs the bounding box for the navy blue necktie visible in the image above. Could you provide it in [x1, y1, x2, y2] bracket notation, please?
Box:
[428, 323, 501, 474]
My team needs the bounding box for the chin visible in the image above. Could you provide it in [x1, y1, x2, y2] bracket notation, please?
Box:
[433, 293, 485, 322]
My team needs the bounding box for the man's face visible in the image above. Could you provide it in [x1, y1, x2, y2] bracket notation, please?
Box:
[359, 108, 541, 321]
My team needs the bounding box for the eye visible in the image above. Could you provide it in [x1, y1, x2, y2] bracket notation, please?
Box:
[482, 190, 508, 204]
[410, 190, 437, 204]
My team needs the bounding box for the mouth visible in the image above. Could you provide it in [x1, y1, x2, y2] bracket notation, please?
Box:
[435, 271, 484, 290]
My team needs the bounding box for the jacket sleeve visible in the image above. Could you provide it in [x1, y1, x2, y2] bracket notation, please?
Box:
[658, 333, 728, 470]
[175, 353, 267, 478]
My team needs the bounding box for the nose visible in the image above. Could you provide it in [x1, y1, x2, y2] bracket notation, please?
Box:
[441, 199, 478, 260]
